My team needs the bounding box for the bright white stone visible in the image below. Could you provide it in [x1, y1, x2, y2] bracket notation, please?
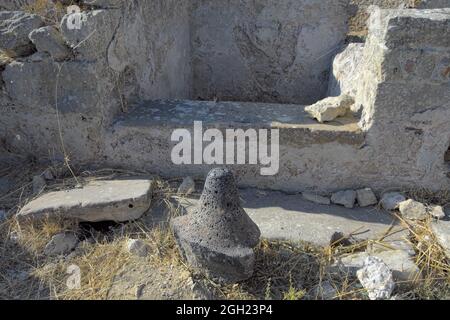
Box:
[399, 199, 428, 220]
[357, 256, 395, 300]
[430, 205, 446, 219]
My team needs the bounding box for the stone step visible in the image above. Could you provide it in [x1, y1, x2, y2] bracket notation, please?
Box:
[104, 99, 364, 193]
[163, 188, 408, 248]
[18, 179, 153, 222]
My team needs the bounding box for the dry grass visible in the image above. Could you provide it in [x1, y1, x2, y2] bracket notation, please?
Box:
[0, 50, 13, 69]
[1, 161, 450, 300]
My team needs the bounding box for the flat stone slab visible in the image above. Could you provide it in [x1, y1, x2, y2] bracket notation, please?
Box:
[18, 179, 153, 222]
[431, 219, 450, 259]
[172, 188, 408, 247]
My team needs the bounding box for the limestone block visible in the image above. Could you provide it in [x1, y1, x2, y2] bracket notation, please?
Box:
[18, 179, 153, 222]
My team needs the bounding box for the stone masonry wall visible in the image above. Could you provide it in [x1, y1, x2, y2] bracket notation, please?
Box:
[0, 2, 449, 194]
[356, 7, 450, 191]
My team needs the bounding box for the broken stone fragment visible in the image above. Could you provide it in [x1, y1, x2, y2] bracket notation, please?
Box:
[332, 250, 420, 283]
[29, 26, 71, 61]
[357, 256, 395, 300]
[331, 190, 356, 208]
[0, 11, 44, 57]
[431, 220, 450, 259]
[304, 94, 354, 123]
[379, 192, 406, 211]
[171, 168, 261, 284]
[177, 177, 195, 195]
[399, 199, 428, 221]
[429, 205, 446, 219]
[301, 192, 331, 205]
[125, 239, 149, 258]
[18, 179, 153, 222]
[356, 188, 378, 207]
[44, 232, 78, 256]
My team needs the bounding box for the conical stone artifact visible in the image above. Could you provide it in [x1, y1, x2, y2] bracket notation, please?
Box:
[171, 168, 261, 283]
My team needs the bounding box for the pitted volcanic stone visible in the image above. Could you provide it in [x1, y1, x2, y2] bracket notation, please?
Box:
[171, 168, 261, 283]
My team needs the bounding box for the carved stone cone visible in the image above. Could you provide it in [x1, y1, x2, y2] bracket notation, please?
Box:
[171, 168, 261, 283]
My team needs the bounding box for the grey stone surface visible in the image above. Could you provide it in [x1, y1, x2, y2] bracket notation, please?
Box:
[173, 188, 408, 248]
[125, 239, 149, 258]
[331, 190, 357, 208]
[302, 192, 331, 205]
[305, 95, 354, 123]
[417, 0, 450, 8]
[44, 232, 78, 256]
[18, 179, 153, 222]
[0, 11, 44, 57]
[356, 188, 378, 207]
[32, 175, 46, 194]
[61, 9, 121, 61]
[356, 8, 450, 193]
[431, 220, 450, 259]
[105, 99, 364, 194]
[307, 281, 338, 300]
[0, 177, 13, 196]
[380, 192, 406, 211]
[191, 0, 350, 104]
[328, 43, 365, 103]
[357, 256, 395, 300]
[178, 177, 196, 196]
[399, 199, 428, 220]
[172, 168, 261, 283]
[29, 26, 71, 61]
[0, 1, 35, 11]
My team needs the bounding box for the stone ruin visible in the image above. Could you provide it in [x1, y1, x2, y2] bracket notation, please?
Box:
[0, 0, 449, 195]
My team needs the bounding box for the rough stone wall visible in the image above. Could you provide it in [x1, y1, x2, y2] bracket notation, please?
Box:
[191, 0, 351, 105]
[105, 1, 192, 102]
[356, 7, 450, 191]
[349, 0, 419, 36]
[0, 0, 192, 162]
